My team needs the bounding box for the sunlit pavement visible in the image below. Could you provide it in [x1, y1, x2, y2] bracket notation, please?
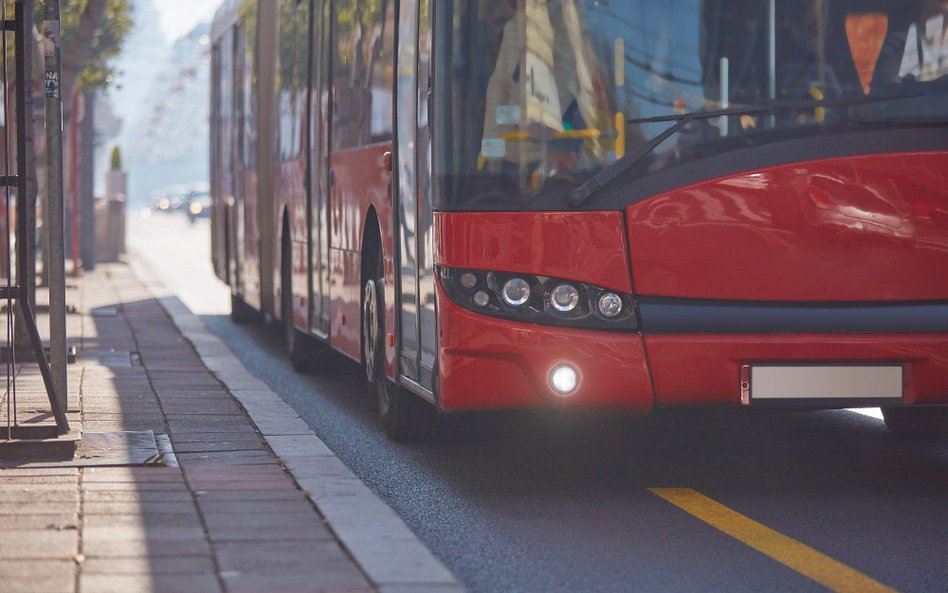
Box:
[0, 261, 381, 593]
[130, 209, 230, 316]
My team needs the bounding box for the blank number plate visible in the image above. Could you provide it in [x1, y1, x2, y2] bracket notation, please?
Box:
[743, 365, 903, 404]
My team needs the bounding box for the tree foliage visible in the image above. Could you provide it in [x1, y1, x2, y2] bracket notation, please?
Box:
[61, 0, 132, 91]
[0, 0, 132, 90]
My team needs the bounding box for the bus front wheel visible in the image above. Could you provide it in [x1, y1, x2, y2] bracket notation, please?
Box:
[230, 293, 259, 324]
[363, 258, 434, 442]
[282, 236, 324, 372]
[882, 406, 948, 439]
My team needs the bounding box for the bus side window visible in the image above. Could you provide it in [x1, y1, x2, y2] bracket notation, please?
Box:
[331, 0, 394, 150]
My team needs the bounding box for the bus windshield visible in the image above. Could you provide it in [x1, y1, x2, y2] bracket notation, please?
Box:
[434, 0, 948, 211]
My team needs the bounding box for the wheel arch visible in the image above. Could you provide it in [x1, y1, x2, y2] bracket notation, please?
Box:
[279, 205, 291, 323]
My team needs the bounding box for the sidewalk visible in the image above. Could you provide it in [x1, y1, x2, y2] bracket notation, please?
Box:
[0, 264, 462, 593]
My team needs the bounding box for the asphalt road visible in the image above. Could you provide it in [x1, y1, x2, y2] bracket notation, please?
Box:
[129, 212, 948, 593]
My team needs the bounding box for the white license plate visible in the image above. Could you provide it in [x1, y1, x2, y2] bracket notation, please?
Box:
[744, 365, 903, 403]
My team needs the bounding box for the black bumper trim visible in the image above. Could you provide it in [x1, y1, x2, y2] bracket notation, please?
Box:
[637, 297, 948, 334]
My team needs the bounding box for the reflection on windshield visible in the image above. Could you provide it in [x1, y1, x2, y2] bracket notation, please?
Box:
[480, 1, 614, 176]
[435, 0, 948, 211]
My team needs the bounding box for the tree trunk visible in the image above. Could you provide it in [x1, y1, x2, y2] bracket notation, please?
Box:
[79, 89, 94, 270]
[61, 0, 107, 123]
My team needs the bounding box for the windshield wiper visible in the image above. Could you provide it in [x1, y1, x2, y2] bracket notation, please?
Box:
[568, 91, 923, 207]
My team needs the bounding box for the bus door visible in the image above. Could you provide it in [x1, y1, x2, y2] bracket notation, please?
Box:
[216, 27, 237, 287]
[309, 0, 331, 337]
[396, 0, 437, 394]
[236, 14, 262, 308]
[232, 21, 248, 299]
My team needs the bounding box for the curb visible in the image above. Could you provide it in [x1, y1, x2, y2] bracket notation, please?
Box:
[127, 258, 465, 593]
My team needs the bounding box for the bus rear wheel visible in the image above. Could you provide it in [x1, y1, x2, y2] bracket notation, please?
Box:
[882, 406, 948, 439]
[230, 293, 259, 324]
[282, 288, 317, 372]
[363, 259, 434, 442]
[282, 238, 320, 372]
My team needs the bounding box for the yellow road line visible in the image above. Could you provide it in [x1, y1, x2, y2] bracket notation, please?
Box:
[649, 488, 898, 593]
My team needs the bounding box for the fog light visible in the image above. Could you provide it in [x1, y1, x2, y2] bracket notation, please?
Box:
[502, 278, 531, 306]
[597, 292, 623, 318]
[460, 273, 478, 289]
[549, 364, 578, 396]
[473, 291, 490, 307]
[550, 284, 579, 312]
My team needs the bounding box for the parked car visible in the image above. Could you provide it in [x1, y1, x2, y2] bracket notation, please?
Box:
[186, 190, 211, 223]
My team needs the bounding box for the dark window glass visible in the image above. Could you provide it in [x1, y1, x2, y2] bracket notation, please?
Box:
[239, 15, 257, 169]
[217, 33, 235, 176]
[277, 0, 309, 160]
[331, 0, 395, 151]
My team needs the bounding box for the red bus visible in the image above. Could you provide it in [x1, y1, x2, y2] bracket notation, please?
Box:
[211, 0, 948, 440]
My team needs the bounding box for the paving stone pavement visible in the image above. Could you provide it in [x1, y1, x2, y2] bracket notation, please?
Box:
[0, 264, 464, 593]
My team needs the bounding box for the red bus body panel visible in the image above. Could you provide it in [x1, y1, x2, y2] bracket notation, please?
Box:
[627, 152, 948, 406]
[435, 152, 948, 410]
[627, 152, 948, 301]
[329, 144, 395, 363]
[435, 211, 632, 293]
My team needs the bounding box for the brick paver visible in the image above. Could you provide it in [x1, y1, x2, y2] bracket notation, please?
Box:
[0, 265, 375, 593]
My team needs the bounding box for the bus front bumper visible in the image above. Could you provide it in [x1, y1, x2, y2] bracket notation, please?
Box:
[436, 290, 948, 411]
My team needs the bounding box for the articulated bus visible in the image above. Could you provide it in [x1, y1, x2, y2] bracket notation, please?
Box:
[211, 0, 948, 440]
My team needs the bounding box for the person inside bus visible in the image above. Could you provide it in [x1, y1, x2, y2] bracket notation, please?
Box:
[486, 0, 517, 41]
[468, 0, 518, 163]
[479, 0, 612, 198]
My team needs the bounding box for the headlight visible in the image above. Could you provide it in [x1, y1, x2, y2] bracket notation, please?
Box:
[473, 290, 490, 308]
[460, 272, 478, 289]
[502, 278, 531, 306]
[550, 284, 580, 312]
[597, 292, 623, 318]
[438, 267, 637, 331]
[549, 365, 579, 395]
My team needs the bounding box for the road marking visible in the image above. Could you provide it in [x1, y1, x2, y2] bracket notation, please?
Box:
[649, 488, 898, 593]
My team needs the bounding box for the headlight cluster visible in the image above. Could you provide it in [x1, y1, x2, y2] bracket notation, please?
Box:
[438, 267, 638, 330]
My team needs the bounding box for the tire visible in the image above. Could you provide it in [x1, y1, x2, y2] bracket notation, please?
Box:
[882, 406, 948, 439]
[362, 247, 435, 442]
[230, 293, 259, 324]
[282, 238, 315, 372]
[283, 290, 315, 372]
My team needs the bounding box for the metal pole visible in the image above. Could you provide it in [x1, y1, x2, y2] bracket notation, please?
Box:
[43, 0, 67, 410]
[79, 89, 94, 270]
[69, 91, 78, 276]
[13, 0, 35, 352]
